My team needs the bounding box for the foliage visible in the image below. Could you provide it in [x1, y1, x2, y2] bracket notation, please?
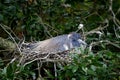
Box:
[0, 60, 35, 80]
[56, 49, 120, 80]
[0, 0, 119, 40]
[0, 49, 120, 80]
[0, 0, 120, 80]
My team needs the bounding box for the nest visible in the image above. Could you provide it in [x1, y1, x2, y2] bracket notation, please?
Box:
[19, 44, 80, 65]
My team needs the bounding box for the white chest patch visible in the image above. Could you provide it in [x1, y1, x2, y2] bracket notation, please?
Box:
[63, 44, 69, 50]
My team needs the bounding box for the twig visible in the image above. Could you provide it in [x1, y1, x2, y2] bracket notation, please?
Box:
[104, 40, 120, 49]
[37, 16, 53, 38]
[0, 24, 20, 40]
[114, 26, 120, 38]
[109, 0, 120, 28]
[37, 60, 43, 80]
[85, 19, 109, 36]
[54, 63, 57, 80]
[23, 52, 51, 67]
[0, 24, 22, 54]
[89, 40, 120, 52]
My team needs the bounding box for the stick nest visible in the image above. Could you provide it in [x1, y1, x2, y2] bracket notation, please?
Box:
[19, 43, 79, 65]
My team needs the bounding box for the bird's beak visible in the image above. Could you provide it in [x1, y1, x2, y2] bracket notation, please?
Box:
[78, 39, 87, 45]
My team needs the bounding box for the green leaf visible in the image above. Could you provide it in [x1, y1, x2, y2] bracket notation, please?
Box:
[91, 65, 96, 71]
[2, 67, 7, 75]
[87, 69, 96, 75]
[82, 67, 88, 74]
[0, 14, 3, 21]
[72, 78, 76, 80]
[4, 0, 11, 3]
[72, 65, 78, 73]
[44, 69, 54, 79]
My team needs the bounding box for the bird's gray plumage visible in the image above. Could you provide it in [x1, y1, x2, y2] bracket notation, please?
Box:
[26, 32, 86, 53]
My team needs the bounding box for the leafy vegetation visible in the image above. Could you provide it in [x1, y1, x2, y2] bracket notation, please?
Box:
[57, 50, 120, 80]
[0, 61, 35, 80]
[0, 0, 120, 80]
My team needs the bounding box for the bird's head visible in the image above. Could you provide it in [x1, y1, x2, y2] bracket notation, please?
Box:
[68, 32, 87, 48]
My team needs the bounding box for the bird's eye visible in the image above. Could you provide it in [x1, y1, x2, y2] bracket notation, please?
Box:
[72, 39, 76, 42]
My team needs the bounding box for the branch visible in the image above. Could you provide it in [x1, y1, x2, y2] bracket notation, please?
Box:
[0, 24, 22, 54]
[0, 37, 16, 53]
